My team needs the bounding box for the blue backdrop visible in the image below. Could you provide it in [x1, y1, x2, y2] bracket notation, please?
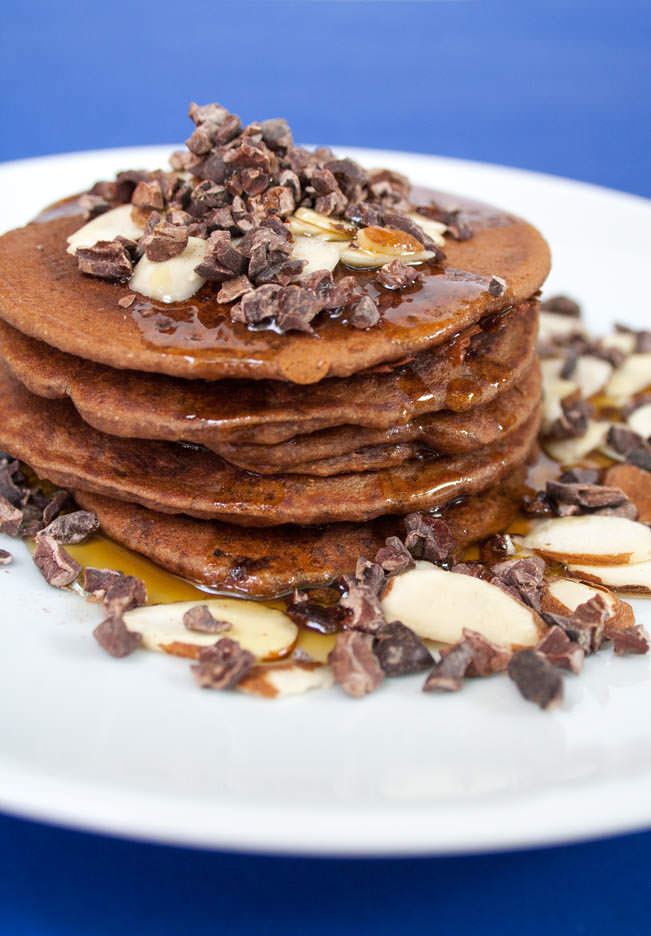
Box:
[1, 1, 650, 933]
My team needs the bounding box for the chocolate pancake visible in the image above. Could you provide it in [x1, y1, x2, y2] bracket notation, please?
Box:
[0, 367, 539, 526]
[211, 363, 541, 474]
[0, 301, 538, 446]
[73, 470, 527, 597]
[0, 187, 549, 384]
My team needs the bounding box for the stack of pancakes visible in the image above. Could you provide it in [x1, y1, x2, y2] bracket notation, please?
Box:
[0, 185, 549, 596]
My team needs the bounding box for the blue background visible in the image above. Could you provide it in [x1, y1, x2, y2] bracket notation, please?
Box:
[1, 0, 650, 932]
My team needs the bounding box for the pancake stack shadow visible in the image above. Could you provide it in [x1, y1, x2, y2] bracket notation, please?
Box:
[0, 187, 548, 597]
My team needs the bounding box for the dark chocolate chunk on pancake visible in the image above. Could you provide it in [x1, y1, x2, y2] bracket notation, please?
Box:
[0, 187, 549, 383]
[0, 366, 539, 526]
[73, 471, 527, 597]
[0, 301, 538, 446]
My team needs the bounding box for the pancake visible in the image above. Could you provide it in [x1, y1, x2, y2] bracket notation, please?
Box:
[0, 301, 538, 445]
[73, 470, 527, 597]
[212, 363, 542, 474]
[0, 187, 550, 384]
[0, 367, 539, 526]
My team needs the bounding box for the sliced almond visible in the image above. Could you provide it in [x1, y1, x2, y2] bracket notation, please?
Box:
[572, 355, 613, 400]
[541, 377, 579, 431]
[123, 598, 297, 661]
[288, 208, 356, 241]
[601, 331, 637, 355]
[538, 312, 587, 344]
[66, 204, 145, 255]
[544, 577, 619, 619]
[544, 420, 611, 463]
[129, 236, 207, 303]
[405, 212, 447, 247]
[291, 235, 342, 275]
[604, 354, 651, 406]
[355, 225, 424, 256]
[566, 559, 651, 594]
[628, 402, 651, 440]
[237, 662, 334, 699]
[523, 515, 651, 565]
[380, 561, 543, 649]
[340, 244, 435, 269]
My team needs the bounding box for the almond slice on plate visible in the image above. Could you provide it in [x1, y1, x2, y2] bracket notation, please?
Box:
[66, 204, 145, 255]
[601, 331, 637, 355]
[130, 236, 208, 303]
[542, 577, 632, 628]
[523, 515, 651, 565]
[380, 561, 543, 649]
[291, 235, 342, 274]
[566, 559, 651, 594]
[572, 355, 613, 400]
[237, 661, 334, 698]
[628, 402, 651, 439]
[288, 208, 356, 241]
[544, 420, 611, 463]
[123, 598, 297, 661]
[538, 312, 587, 344]
[541, 377, 579, 431]
[604, 354, 651, 406]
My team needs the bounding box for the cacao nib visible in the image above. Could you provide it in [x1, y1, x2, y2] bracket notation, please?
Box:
[286, 600, 350, 635]
[76, 240, 133, 281]
[217, 275, 253, 303]
[354, 557, 386, 594]
[142, 221, 188, 261]
[0, 548, 12, 564]
[93, 615, 142, 658]
[508, 649, 564, 709]
[536, 625, 585, 674]
[38, 510, 99, 545]
[605, 623, 650, 656]
[377, 259, 423, 290]
[488, 275, 507, 297]
[422, 643, 473, 693]
[540, 295, 581, 317]
[32, 536, 81, 587]
[191, 637, 255, 689]
[607, 426, 644, 457]
[183, 605, 231, 634]
[546, 392, 591, 440]
[0, 496, 22, 536]
[82, 567, 124, 601]
[374, 621, 432, 675]
[543, 594, 610, 654]
[404, 513, 455, 563]
[462, 629, 512, 677]
[339, 581, 386, 634]
[491, 557, 546, 611]
[103, 575, 147, 616]
[374, 536, 415, 576]
[328, 631, 385, 698]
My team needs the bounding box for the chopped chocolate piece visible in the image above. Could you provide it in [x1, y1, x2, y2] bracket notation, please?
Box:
[479, 533, 514, 564]
[32, 535, 81, 587]
[488, 275, 507, 297]
[142, 221, 188, 261]
[540, 295, 581, 317]
[38, 509, 99, 545]
[348, 296, 379, 329]
[546, 480, 628, 512]
[536, 625, 585, 674]
[131, 179, 165, 210]
[286, 600, 349, 635]
[93, 615, 142, 658]
[377, 259, 423, 290]
[191, 637, 255, 689]
[0, 548, 12, 564]
[491, 556, 546, 611]
[607, 426, 643, 457]
[458, 628, 512, 677]
[76, 240, 133, 281]
[546, 391, 592, 440]
[559, 467, 600, 485]
[235, 284, 282, 324]
[328, 631, 385, 698]
[82, 567, 124, 601]
[260, 117, 293, 151]
[118, 294, 136, 309]
[79, 193, 112, 219]
[374, 536, 415, 575]
[374, 620, 432, 675]
[0, 496, 23, 536]
[628, 446, 651, 472]
[544, 594, 610, 654]
[339, 580, 386, 634]
[422, 643, 473, 693]
[605, 623, 649, 656]
[183, 605, 231, 634]
[195, 230, 246, 280]
[508, 649, 564, 709]
[355, 557, 385, 593]
[103, 575, 147, 616]
[217, 275, 253, 304]
[404, 513, 455, 563]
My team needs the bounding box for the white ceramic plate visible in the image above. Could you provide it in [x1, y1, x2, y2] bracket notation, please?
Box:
[1, 147, 650, 856]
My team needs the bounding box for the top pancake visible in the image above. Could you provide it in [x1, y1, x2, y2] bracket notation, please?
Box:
[0, 186, 550, 383]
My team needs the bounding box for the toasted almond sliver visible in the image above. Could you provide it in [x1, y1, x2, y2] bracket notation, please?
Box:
[523, 515, 651, 565]
[545, 420, 611, 464]
[340, 245, 435, 269]
[567, 559, 651, 594]
[129, 237, 208, 303]
[237, 662, 334, 699]
[604, 354, 651, 406]
[572, 355, 613, 400]
[380, 561, 543, 649]
[291, 235, 342, 274]
[66, 204, 146, 255]
[545, 577, 619, 617]
[541, 377, 579, 431]
[628, 403, 651, 440]
[123, 598, 297, 661]
[289, 208, 356, 241]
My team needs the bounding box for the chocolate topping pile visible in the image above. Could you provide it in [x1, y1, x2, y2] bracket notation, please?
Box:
[78, 101, 458, 333]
